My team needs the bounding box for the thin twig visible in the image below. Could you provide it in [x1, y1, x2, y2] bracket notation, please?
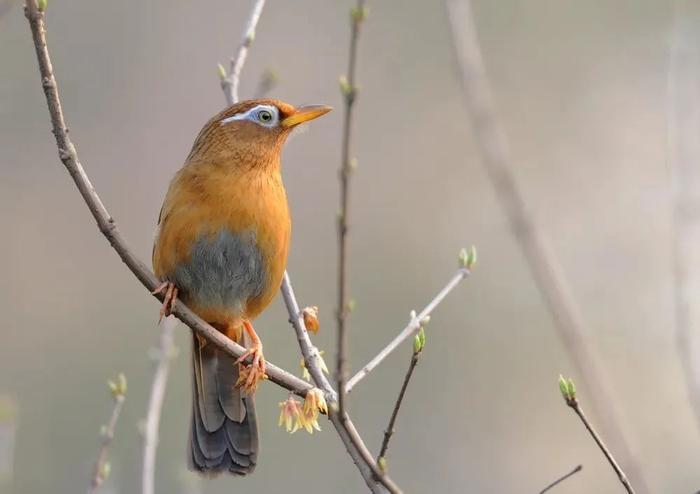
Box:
[336, 0, 367, 413]
[24, 0, 312, 400]
[88, 375, 126, 494]
[346, 268, 469, 393]
[222, 0, 266, 105]
[281, 273, 401, 494]
[141, 318, 176, 494]
[538, 465, 582, 494]
[444, 1, 648, 491]
[566, 398, 634, 493]
[377, 349, 421, 462]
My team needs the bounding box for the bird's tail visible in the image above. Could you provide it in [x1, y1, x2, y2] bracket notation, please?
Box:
[188, 330, 258, 475]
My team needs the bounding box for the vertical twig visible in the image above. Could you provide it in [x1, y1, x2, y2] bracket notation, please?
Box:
[88, 374, 127, 494]
[667, 0, 700, 432]
[444, 1, 648, 491]
[221, 0, 267, 106]
[141, 318, 176, 494]
[337, 0, 368, 415]
[538, 465, 582, 494]
[377, 344, 422, 464]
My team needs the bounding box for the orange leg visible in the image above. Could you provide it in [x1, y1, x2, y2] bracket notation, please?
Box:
[152, 281, 178, 322]
[235, 320, 266, 394]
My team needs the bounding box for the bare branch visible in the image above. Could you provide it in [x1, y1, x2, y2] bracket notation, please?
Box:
[336, 0, 368, 414]
[23, 0, 312, 400]
[559, 377, 634, 494]
[141, 318, 176, 494]
[281, 272, 401, 494]
[538, 465, 582, 494]
[346, 268, 469, 393]
[221, 0, 266, 105]
[568, 402, 634, 493]
[444, 1, 648, 490]
[88, 374, 127, 494]
[377, 345, 422, 464]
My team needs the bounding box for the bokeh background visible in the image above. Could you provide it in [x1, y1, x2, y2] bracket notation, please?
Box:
[2, 0, 700, 492]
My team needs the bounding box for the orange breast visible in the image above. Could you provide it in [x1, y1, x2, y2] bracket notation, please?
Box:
[153, 160, 290, 324]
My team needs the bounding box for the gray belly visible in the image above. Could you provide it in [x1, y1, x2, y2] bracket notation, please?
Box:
[171, 229, 267, 313]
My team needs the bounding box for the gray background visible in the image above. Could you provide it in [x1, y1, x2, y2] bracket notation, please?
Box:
[1, 0, 698, 493]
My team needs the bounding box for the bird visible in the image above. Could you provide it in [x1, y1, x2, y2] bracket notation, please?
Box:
[151, 99, 331, 476]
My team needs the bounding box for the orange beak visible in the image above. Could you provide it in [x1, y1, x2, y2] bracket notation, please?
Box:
[281, 105, 332, 128]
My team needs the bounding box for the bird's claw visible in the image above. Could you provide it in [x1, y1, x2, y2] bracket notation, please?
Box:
[153, 281, 178, 322]
[235, 344, 266, 394]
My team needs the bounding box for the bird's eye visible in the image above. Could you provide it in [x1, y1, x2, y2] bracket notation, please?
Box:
[258, 110, 273, 123]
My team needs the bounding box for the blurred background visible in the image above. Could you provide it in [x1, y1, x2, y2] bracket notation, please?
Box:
[2, 0, 700, 492]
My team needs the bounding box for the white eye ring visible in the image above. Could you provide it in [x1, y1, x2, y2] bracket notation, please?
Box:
[220, 104, 279, 128]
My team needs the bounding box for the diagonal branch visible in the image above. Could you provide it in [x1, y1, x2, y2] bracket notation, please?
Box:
[444, 1, 648, 491]
[377, 346, 421, 464]
[538, 464, 582, 494]
[24, 0, 312, 400]
[281, 273, 401, 494]
[346, 267, 470, 393]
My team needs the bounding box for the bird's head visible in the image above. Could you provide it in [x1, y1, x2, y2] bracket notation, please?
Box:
[187, 99, 332, 169]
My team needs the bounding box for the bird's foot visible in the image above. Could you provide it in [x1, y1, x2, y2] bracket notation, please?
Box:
[235, 320, 267, 394]
[236, 343, 266, 394]
[152, 281, 178, 322]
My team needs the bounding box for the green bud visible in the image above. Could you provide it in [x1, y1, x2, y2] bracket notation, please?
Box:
[117, 372, 127, 396]
[458, 246, 477, 269]
[346, 299, 356, 314]
[350, 5, 369, 23]
[377, 456, 387, 472]
[420, 315, 431, 327]
[108, 373, 127, 399]
[558, 375, 576, 402]
[413, 327, 426, 353]
[217, 63, 227, 81]
[339, 76, 352, 96]
[100, 461, 111, 481]
[466, 245, 477, 269]
[37, 0, 48, 12]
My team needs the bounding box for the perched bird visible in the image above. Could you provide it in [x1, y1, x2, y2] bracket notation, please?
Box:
[152, 99, 331, 475]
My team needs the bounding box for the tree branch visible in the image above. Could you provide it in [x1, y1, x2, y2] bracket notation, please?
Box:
[88, 374, 126, 494]
[538, 464, 582, 494]
[444, 1, 648, 491]
[346, 267, 469, 393]
[221, 0, 266, 106]
[24, 0, 312, 400]
[282, 272, 401, 494]
[377, 346, 422, 463]
[141, 318, 176, 494]
[336, 0, 367, 413]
